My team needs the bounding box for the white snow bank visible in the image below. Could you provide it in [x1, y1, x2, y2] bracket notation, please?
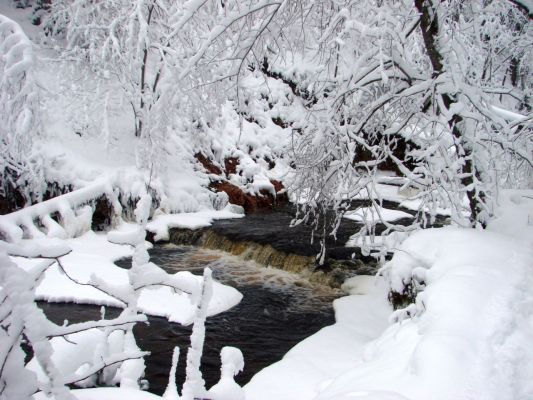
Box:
[248, 222, 533, 400]
[245, 276, 392, 400]
[317, 227, 533, 400]
[11, 231, 242, 325]
[345, 232, 409, 250]
[343, 206, 413, 223]
[147, 206, 245, 241]
[487, 189, 533, 247]
[33, 388, 162, 400]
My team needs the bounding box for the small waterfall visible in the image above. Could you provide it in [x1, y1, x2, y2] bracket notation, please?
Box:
[167, 228, 345, 288]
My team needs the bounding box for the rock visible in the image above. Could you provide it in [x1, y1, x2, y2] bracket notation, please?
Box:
[195, 152, 223, 175]
[209, 181, 247, 208]
[224, 157, 239, 176]
[91, 195, 114, 231]
[209, 180, 288, 213]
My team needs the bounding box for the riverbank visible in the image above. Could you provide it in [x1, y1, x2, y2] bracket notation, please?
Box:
[244, 189, 533, 400]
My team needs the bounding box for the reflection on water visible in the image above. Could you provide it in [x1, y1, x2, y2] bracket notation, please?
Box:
[40, 244, 338, 395]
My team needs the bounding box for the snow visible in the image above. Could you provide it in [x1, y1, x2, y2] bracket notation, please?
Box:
[33, 388, 163, 400]
[146, 206, 245, 241]
[27, 328, 143, 388]
[0, 237, 72, 258]
[163, 347, 180, 400]
[1, 2, 531, 400]
[10, 231, 242, 325]
[345, 232, 409, 250]
[343, 206, 413, 223]
[487, 189, 533, 246]
[208, 347, 245, 400]
[181, 267, 213, 400]
[0, 179, 115, 242]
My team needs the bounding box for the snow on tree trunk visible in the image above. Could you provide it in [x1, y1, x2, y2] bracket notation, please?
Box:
[163, 346, 181, 400]
[207, 347, 245, 400]
[181, 267, 214, 400]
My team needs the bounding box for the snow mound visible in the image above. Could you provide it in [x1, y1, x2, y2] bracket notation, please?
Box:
[327, 228, 533, 400]
[343, 207, 413, 223]
[146, 206, 245, 241]
[247, 225, 533, 400]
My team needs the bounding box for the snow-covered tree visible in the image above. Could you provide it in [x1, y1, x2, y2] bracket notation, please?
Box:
[253, 0, 533, 257]
[0, 13, 44, 210]
[48, 0, 178, 140]
[46, 0, 288, 176]
[38, 0, 533, 253]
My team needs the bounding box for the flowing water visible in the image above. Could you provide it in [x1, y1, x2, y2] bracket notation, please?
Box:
[40, 243, 339, 395]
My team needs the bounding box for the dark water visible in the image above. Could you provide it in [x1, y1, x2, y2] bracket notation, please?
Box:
[207, 201, 447, 265]
[39, 244, 338, 395]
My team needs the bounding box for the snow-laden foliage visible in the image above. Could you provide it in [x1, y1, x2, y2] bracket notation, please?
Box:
[142, 0, 529, 260]
[46, 0, 289, 169]
[270, 0, 532, 254]
[0, 13, 43, 207]
[27, 0, 291, 216]
[43, 0, 531, 254]
[0, 179, 120, 242]
[0, 248, 149, 400]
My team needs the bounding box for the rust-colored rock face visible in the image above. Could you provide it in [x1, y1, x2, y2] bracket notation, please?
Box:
[196, 153, 288, 212]
[209, 181, 247, 207]
[270, 179, 289, 203]
[224, 157, 239, 176]
[209, 180, 288, 212]
[194, 153, 223, 175]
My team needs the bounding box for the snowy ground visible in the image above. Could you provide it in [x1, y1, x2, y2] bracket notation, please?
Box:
[245, 189, 533, 400]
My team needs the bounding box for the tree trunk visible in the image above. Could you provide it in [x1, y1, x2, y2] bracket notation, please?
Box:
[414, 0, 486, 227]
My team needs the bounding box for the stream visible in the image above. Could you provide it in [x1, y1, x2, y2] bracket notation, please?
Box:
[40, 243, 339, 395]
